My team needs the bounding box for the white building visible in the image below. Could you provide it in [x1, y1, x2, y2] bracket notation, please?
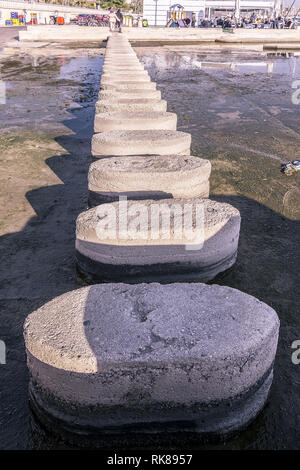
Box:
[0, 0, 105, 26]
[143, 0, 276, 26]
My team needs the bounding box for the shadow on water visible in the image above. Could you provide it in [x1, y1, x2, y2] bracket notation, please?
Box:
[0, 53, 102, 449]
[0, 49, 300, 450]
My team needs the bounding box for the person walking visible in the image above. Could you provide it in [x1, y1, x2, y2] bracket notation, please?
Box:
[109, 10, 117, 31]
[116, 9, 123, 30]
[191, 12, 196, 27]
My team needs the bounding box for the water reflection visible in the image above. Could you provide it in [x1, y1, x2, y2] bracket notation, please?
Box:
[141, 49, 300, 78]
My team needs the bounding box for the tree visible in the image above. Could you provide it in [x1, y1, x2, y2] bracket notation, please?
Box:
[129, 0, 142, 14]
[100, 0, 128, 10]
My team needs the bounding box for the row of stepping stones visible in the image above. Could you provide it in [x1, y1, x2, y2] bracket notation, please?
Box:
[24, 34, 280, 447]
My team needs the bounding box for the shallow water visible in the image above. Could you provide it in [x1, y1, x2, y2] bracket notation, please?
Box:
[138, 45, 300, 449]
[0, 44, 299, 450]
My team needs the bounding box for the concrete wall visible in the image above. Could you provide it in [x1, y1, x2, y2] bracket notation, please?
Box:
[18, 24, 300, 43]
[19, 24, 110, 41]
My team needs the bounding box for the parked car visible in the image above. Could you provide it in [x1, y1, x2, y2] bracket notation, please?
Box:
[73, 13, 109, 27]
[76, 14, 91, 26]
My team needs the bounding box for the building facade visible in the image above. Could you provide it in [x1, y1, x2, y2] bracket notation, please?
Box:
[143, 0, 276, 26]
[0, 0, 104, 25]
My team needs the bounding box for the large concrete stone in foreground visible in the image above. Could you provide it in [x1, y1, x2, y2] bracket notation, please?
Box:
[75, 198, 240, 283]
[101, 80, 157, 91]
[88, 155, 211, 206]
[24, 283, 279, 444]
[94, 111, 177, 132]
[92, 130, 191, 157]
[95, 98, 167, 114]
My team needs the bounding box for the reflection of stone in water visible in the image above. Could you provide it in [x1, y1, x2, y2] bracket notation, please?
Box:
[282, 187, 300, 220]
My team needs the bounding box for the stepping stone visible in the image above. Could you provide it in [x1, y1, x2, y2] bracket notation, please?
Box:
[106, 48, 132, 52]
[75, 197, 240, 283]
[106, 43, 131, 48]
[95, 99, 168, 114]
[101, 70, 149, 78]
[104, 60, 141, 67]
[101, 74, 151, 83]
[105, 52, 136, 57]
[101, 81, 157, 91]
[88, 155, 211, 207]
[24, 283, 279, 444]
[104, 57, 140, 63]
[91, 130, 191, 157]
[102, 65, 145, 72]
[98, 89, 161, 100]
[94, 111, 177, 132]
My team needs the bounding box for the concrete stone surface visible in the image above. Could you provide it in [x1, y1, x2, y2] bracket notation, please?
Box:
[106, 45, 131, 49]
[106, 45, 132, 49]
[105, 53, 136, 58]
[102, 65, 145, 72]
[95, 99, 168, 114]
[104, 57, 141, 63]
[94, 111, 177, 133]
[103, 60, 142, 67]
[101, 81, 157, 91]
[88, 155, 211, 206]
[101, 73, 151, 83]
[24, 283, 279, 441]
[97, 89, 162, 101]
[75, 197, 240, 283]
[101, 70, 149, 78]
[91, 130, 191, 157]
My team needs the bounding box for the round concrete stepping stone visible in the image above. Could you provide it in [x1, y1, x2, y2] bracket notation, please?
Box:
[102, 65, 145, 72]
[24, 283, 279, 443]
[106, 47, 132, 51]
[105, 52, 136, 57]
[104, 56, 140, 62]
[102, 70, 149, 78]
[94, 111, 177, 132]
[92, 130, 191, 157]
[101, 81, 156, 91]
[88, 155, 211, 207]
[95, 99, 168, 114]
[106, 47, 134, 51]
[104, 60, 141, 67]
[75, 197, 240, 283]
[98, 89, 161, 100]
[106, 44, 132, 48]
[101, 74, 151, 83]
